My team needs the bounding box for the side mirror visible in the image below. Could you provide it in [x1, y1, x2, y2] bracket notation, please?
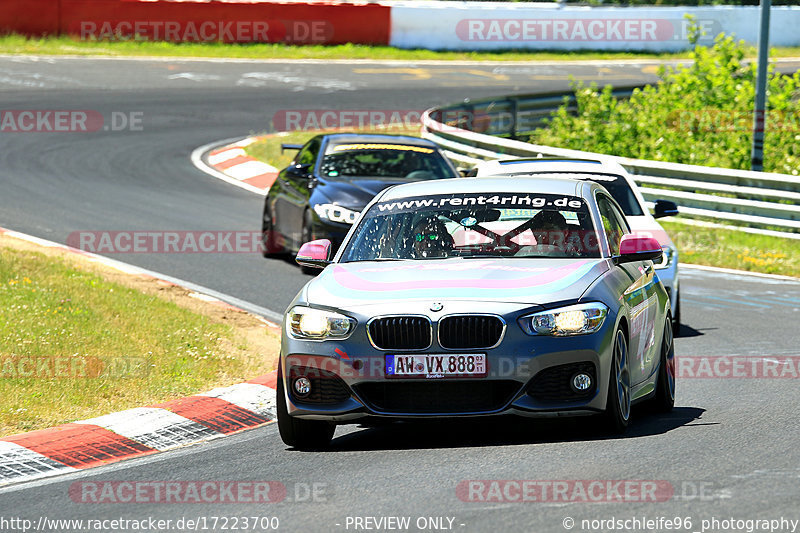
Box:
[458, 167, 478, 177]
[281, 143, 304, 154]
[286, 163, 312, 178]
[617, 235, 662, 264]
[653, 199, 679, 219]
[296, 239, 332, 269]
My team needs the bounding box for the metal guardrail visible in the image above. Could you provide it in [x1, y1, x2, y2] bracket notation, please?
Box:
[422, 88, 800, 235]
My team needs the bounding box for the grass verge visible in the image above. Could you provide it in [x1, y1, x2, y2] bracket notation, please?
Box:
[662, 219, 800, 278]
[0, 233, 279, 437]
[2, 34, 799, 62]
[244, 127, 421, 170]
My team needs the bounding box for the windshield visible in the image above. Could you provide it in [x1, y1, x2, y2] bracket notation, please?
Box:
[504, 172, 644, 216]
[320, 143, 454, 180]
[339, 192, 601, 262]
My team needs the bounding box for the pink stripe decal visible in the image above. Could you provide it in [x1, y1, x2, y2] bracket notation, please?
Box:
[332, 260, 592, 292]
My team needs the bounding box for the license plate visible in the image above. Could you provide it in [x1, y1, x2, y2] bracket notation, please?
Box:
[386, 354, 487, 379]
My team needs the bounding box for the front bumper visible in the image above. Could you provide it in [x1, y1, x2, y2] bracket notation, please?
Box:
[279, 304, 618, 422]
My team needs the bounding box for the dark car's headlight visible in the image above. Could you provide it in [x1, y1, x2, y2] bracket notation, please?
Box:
[313, 203, 360, 224]
[287, 306, 355, 340]
[654, 245, 676, 270]
[520, 302, 608, 336]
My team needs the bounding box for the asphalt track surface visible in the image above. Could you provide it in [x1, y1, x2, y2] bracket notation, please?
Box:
[1, 56, 800, 532]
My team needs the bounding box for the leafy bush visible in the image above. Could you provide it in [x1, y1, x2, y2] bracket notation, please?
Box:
[529, 21, 800, 175]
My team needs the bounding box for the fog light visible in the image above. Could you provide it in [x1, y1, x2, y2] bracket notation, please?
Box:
[571, 373, 592, 392]
[293, 377, 312, 397]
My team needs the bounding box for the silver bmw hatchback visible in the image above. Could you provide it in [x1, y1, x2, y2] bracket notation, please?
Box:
[277, 176, 675, 449]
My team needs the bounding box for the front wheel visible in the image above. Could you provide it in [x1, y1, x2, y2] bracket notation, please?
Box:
[603, 328, 631, 434]
[261, 202, 284, 258]
[276, 369, 335, 449]
[650, 316, 676, 413]
[672, 293, 681, 337]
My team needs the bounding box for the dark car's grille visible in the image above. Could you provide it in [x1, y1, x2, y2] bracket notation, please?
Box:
[288, 366, 351, 405]
[368, 317, 431, 350]
[439, 315, 505, 349]
[527, 362, 597, 403]
[354, 381, 520, 414]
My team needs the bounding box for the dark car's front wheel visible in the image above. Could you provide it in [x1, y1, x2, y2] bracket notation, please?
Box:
[261, 203, 284, 258]
[276, 369, 335, 449]
[604, 328, 631, 433]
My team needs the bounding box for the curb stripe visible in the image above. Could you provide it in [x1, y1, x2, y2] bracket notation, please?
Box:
[202, 136, 278, 193]
[200, 383, 277, 418]
[0, 442, 77, 483]
[215, 154, 255, 170]
[76, 408, 223, 452]
[224, 160, 278, 181]
[3, 424, 156, 469]
[248, 371, 278, 389]
[243, 172, 279, 190]
[156, 396, 272, 434]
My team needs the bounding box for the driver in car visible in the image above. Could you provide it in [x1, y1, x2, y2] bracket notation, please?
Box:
[411, 216, 454, 258]
[522, 209, 570, 256]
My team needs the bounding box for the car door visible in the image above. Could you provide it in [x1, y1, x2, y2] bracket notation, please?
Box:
[597, 193, 659, 386]
[275, 137, 320, 247]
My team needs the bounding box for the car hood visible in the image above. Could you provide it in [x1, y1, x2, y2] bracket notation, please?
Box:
[305, 257, 609, 308]
[314, 178, 411, 210]
[626, 215, 675, 248]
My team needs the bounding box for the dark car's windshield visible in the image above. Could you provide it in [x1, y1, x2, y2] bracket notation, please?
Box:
[339, 192, 601, 262]
[505, 172, 644, 216]
[320, 142, 454, 180]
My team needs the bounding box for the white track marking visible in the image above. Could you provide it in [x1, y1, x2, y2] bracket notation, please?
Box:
[208, 148, 246, 165]
[76, 408, 222, 451]
[0, 442, 77, 486]
[224, 160, 277, 181]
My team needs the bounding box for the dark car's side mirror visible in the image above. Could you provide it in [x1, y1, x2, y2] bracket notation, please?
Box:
[281, 143, 304, 154]
[458, 167, 477, 177]
[616, 235, 663, 264]
[653, 199, 679, 219]
[286, 163, 312, 178]
[296, 239, 332, 269]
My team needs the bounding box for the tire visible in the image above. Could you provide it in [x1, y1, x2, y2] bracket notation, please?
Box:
[650, 316, 676, 413]
[299, 209, 317, 275]
[671, 292, 681, 337]
[261, 202, 283, 258]
[603, 328, 631, 434]
[276, 367, 335, 450]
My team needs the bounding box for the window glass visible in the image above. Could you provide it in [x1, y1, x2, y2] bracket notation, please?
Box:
[596, 194, 628, 256]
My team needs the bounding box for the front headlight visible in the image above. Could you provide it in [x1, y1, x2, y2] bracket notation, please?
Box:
[313, 203, 360, 224]
[519, 302, 608, 337]
[654, 245, 676, 270]
[287, 306, 355, 340]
